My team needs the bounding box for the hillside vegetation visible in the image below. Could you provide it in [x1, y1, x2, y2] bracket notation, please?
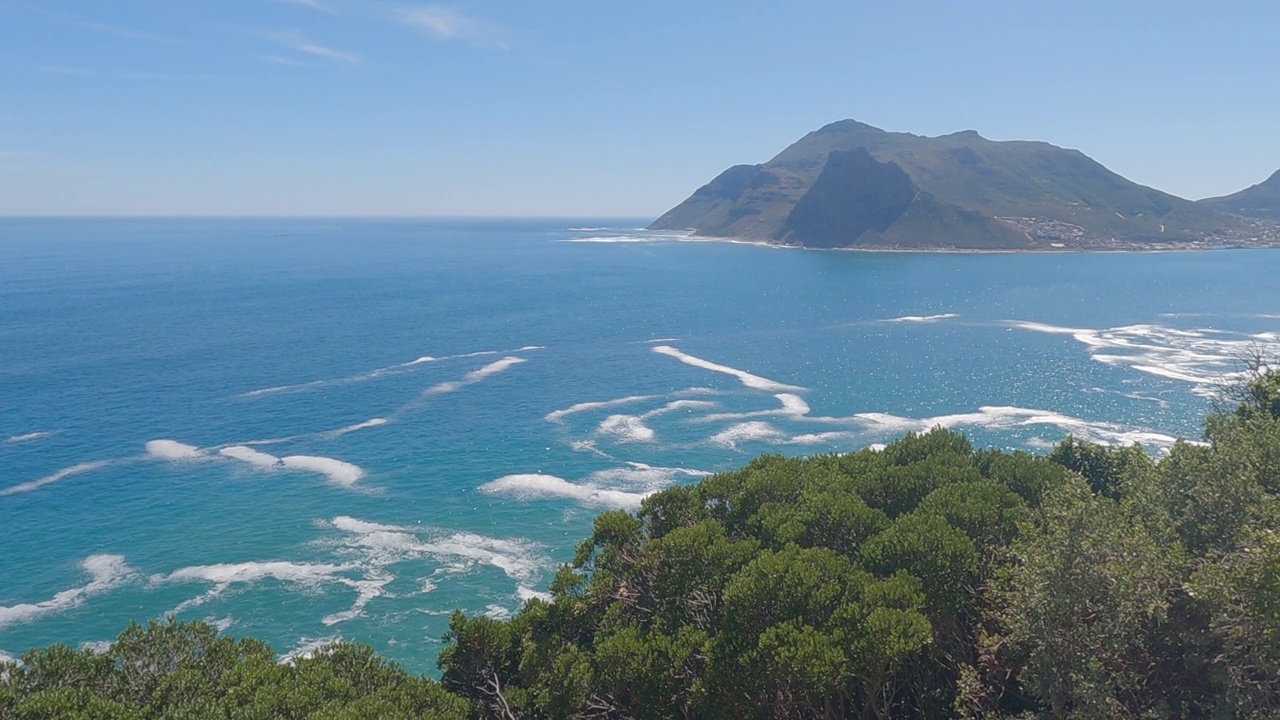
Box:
[4, 370, 1280, 719]
[1200, 170, 1280, 220]
[651, 119, 1242, 248]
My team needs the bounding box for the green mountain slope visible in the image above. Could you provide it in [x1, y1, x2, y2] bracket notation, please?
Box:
[777, 148, 1031, 249]
[1199, 170, 1280, 219]
[652, 120, 1239, 248]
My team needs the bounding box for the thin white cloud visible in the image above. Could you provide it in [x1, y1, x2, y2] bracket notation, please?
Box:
[270, 32, 362, 64]
[394, 5, 506, 48]
[297, 41, 361, 63]
[273, 0, 339, 14]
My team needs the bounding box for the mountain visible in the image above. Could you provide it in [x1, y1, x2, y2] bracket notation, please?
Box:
[777, 148, 1030, 249]
[1199, 170, 1280, 219]
[651, 120, 1239, 249]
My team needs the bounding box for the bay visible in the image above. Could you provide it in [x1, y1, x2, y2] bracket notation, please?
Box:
[1, 218, 1277, 671]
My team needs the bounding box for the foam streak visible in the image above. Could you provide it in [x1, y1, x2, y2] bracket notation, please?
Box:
[5, 431, 53, 444]
[652, 346, 804, 392]
[1, 461, 110, 496]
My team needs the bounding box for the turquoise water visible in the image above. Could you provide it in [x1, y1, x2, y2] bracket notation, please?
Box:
[2, 218, 1278, 671]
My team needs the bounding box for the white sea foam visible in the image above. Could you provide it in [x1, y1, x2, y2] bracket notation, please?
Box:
[689, 398, 1191, 452]
[0, 555, 133, 629]
[883, 313, 960, 323]
[850, 406, 1187, 448]
[241, 379, 330, 398]
[240, 358, 424, 398]
[279, 636, 341, 665]
[219, 446, 281, 469]
[647, 399, 720, 417]
[240, 346, 531, 398]
[708, 421, 788, 448]
[561, 231, 778, 248]
[1, 460, 111, 496]
[422, 356, 526, 395]
[518, 586, 552, 602]
[597, 414, 656, 443]
[330, 516, 402, 534]
[158, 560, 351, 612]
[5, 431, 53, 444]
[281, 456, 365, 487]
[479, 474, 650, 509]
[484, 605, 512, 619]
[79, 640, 112, 654]
[699, 393, 810, 422]
[160, 561, 349, 588]
[546, 395, 655, 422]
[0, 649, 17, 665]
[420, 532, 547, 583]
[322, 572, 393, 626]
[146, 439, 205, 461]
[789, 431, 865, 445]
[1006, 320, 1092, 335]
[651, 346, 805, 392]
[1007, 319, 1280, 393]
[587, 462, 711, 491]
[329, 417, 389, 437]
[328, 516, 550, 585]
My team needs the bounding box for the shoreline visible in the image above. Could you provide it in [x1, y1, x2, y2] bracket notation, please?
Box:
[648, 229, 1280, 255]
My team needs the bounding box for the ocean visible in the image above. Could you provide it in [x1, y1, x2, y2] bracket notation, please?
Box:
[1, 217, 1277, 672]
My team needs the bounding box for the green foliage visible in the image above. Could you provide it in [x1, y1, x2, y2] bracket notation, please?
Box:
[433, 427, 1071, 719]
[0, 618, 467, 720]
[429, 381, 1280, 718]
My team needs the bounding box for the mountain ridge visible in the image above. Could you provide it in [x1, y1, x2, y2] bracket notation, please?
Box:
[651, 120, 1274, 250]
[1199, 169, 1280, 220]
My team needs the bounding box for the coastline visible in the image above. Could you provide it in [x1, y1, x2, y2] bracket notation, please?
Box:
[648, 229, 1280, 254]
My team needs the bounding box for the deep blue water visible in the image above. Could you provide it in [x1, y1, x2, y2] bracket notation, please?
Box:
[1, 218, 1277, 671]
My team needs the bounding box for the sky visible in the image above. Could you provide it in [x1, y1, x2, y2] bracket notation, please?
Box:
[2, 0, 1279, 217]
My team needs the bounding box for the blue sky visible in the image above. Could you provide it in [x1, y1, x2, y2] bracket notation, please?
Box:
[2, 1, 1278, 216]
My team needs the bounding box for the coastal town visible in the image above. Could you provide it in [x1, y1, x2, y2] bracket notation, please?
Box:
[998, 215, 1280, 250]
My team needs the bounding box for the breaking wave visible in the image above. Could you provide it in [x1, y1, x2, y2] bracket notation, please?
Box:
[480, 461, 712, 510]
[281, 456, 365, 487]
[150, 440, 365, 488]
[145, 439, 206, 461]
[598, 414, 656, 443]
[1006, 320, 1280, 394]
[480, 474, 650, 509]
[219, 446, 281, 469]
[0, 555, 134, 629]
